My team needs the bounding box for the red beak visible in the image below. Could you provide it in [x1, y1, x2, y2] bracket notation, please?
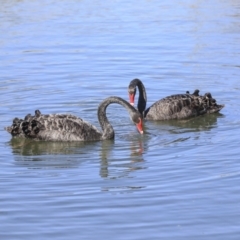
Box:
[136, 118, 143, 134]
[129, 93, 135, 106]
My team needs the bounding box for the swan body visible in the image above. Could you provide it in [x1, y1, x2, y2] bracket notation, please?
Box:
[128, 79, 224, 120]
[5, 96, 143, 142]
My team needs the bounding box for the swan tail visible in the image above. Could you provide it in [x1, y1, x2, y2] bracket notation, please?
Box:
[202, 92, 224, 114]
[21, 119, 43, 138]
[5, 117, 26, 137]
[5, 110, 43, 138]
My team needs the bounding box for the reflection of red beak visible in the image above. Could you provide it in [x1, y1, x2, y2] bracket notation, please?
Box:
[129, 93, 135, 106]
[136, 118, 143, 134]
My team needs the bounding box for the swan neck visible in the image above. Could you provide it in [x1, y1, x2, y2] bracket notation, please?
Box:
[97, 97, 137, 140]
[135, 79, 147, 116]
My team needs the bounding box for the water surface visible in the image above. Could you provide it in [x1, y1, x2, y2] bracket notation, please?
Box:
[1, 0, 240, 239]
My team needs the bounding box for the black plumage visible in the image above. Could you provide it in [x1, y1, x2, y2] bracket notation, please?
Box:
[5, 97, 143, 141]
[128, 79, 224, 120]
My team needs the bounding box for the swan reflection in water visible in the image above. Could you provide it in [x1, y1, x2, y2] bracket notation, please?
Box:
[143, 112, 224, 148]
[7, 113, 222, 192]
[8, 112, 222, 167]
[8, 136, 146, 186]
[8, 138, 101, 169]
[99, 138, 145, 178]
[99, 138, 146, 193]
[146, 112, 224, 134]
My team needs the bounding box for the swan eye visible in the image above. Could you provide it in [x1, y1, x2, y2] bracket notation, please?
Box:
[132, 114, 142, 124]
[128, 86, 136, 94]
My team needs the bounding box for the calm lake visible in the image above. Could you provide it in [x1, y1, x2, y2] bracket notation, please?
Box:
[1, 0, 240, 239]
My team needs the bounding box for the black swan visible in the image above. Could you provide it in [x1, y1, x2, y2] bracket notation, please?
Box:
[128, 79, 224, 120]
[5, 96, 143, 141]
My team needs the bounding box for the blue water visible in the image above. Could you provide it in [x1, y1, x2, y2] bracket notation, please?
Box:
[1, 0, 240, 239]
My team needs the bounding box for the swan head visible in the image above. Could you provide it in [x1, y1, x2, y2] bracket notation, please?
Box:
[128, 86, 136, 106]
[132, 113, 143, 134]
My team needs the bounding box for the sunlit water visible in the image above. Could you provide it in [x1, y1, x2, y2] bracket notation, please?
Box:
[1, 0, 240, 239]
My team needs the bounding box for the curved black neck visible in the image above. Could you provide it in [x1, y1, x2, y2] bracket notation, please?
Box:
[97, 96, 139, 140]
[130, 79, 147, 115]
